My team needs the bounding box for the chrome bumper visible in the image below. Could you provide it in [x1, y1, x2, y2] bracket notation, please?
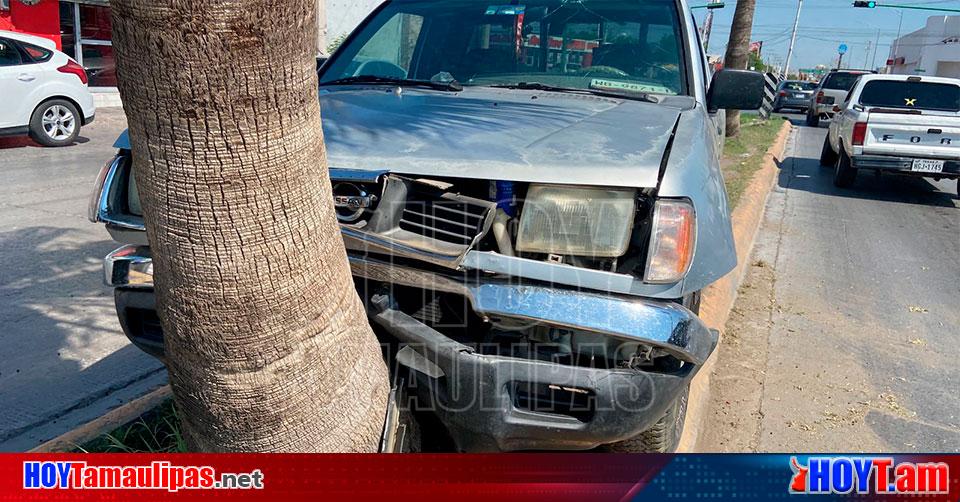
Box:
[106, 245, 717, 450]
[105, 245, 716, 366]
[851, 155, 960, 176]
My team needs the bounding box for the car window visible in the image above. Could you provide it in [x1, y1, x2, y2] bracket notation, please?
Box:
[822, 72, 866, 91]
[20, 42, 53, 63]
[0, 38, 23, 67]
[780, 81, 815, 91]
[348, 13, 425, 79]
[321, 0, 687, 97]
[859, 80, 960, 112]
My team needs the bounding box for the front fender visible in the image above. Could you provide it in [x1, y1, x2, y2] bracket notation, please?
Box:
[658, 107, 737, 296]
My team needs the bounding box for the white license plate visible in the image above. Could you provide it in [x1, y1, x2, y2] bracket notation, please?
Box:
[911, 159, 944, 173]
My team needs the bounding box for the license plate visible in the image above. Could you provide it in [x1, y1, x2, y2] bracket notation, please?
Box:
[911, 159, 944, 173]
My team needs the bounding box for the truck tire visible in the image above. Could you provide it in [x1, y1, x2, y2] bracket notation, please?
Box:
[834, 149, 857, 188]
[806, 110, 820, 128]
[29, 99, 81, 147]
[819, 135, 838, 167]
[604, 290, 699, 453]
[605, 385, 689, 453]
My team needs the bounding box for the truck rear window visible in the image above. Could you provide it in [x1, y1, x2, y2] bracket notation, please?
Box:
[859, 80, 960, 112]
[822, 72, 866, 91]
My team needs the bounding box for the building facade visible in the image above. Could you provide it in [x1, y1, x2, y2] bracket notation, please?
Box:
[2, 0, 385, 87]
[886, 15, 960, 78]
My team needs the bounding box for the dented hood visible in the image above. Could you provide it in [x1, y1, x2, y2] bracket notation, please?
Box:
[320, 86, 680, 188]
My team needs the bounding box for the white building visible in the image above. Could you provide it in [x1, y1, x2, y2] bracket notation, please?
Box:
[886, 15, 960, 77]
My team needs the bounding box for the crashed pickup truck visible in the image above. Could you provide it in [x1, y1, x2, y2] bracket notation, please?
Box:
[89, 0, 763, 452]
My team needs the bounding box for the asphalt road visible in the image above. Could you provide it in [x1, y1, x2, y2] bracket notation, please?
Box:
[0, 109, 166, 451]
[702, 113, 960, 452]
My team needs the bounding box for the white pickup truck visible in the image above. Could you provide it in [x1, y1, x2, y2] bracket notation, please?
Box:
[821, 73, 960, 197]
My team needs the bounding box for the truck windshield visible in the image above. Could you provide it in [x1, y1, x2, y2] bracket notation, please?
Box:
[320, 0, 687, 98]
[859, 80, 960, 112]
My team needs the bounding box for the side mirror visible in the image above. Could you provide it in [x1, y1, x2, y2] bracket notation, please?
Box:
[707, 69, 765, 113]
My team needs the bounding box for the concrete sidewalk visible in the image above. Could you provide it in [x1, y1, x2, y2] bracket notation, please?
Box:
[0, 108, 167, 452]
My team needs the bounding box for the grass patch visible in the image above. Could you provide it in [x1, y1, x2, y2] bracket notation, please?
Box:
[722, 115, 787, 209]
[77, 399, 186, 453]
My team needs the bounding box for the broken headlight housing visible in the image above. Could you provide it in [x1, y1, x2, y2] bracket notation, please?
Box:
[516, 184, 636, 258]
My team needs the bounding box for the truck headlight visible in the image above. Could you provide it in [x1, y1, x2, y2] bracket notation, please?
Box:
[516, 185, 636, 258]
[644, 199, 696, 284]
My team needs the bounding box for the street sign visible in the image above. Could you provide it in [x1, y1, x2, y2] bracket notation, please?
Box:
[838, 44, 848, 54]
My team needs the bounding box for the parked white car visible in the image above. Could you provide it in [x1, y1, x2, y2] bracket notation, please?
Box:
[0, 30, 95, 147]
[821, 73, 960, 197]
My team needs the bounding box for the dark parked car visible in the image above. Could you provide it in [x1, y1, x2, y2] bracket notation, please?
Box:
[773, 80, 817, 112]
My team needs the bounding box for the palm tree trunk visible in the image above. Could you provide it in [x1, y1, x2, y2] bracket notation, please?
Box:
[110, 0, 389, 452]
[722, 0, 757, 138]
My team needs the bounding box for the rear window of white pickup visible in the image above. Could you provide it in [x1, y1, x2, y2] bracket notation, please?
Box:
[860, 80, 960, 112]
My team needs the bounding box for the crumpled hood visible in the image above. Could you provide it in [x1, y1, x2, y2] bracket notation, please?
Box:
[320, 86, 681, 188]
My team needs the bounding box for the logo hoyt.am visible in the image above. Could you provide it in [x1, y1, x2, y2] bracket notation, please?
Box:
[790, 457, 949, 495]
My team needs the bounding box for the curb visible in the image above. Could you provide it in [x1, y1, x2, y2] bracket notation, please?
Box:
[29, 386, 172, 453]
[677, 119, 793, 453]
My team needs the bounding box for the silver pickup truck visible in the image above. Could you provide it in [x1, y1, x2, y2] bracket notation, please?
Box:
[822, 73, 960, 195]
[89, 0, 762, 452]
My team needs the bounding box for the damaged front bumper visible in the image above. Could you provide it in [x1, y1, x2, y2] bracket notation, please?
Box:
[106, 245, 718, 451]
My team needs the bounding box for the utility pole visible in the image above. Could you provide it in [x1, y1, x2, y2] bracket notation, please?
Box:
[871, 29, 880, 69]
[317, 0, 328, 55]
[863, 40, 872, 69]
[702, 9, 715, 52]
[782, 0, 803, 79]
[893, 9, 903, 67]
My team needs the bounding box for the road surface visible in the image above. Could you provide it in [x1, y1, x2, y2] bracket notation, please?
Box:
[700, 114, 960, 452]
[0, 109, 166, 451]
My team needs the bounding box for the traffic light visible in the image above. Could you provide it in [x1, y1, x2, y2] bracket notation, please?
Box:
[853, 1, 877, 7]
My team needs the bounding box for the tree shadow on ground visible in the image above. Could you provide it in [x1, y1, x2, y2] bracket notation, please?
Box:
[0, 226, 165, 451]
[0, 136, 90, 151]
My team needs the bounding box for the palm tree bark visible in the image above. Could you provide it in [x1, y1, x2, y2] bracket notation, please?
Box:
[722, 0, 757, 138]
[110, 0, 389, 452]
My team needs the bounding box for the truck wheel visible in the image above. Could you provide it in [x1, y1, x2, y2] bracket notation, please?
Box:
[819, 135, 838, 167]
[29, 99, 81, 147]
[806, 110, 820, 127]
[605, 385, 689, 453]
[834, 149, 857, 188]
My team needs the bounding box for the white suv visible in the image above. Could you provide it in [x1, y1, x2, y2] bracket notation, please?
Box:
[0, 30, 96, 147]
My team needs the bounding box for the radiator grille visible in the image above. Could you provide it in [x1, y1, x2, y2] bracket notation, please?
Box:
[399, 188, 490, 245]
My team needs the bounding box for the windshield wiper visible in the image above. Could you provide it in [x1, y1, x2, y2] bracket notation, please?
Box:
[322, 75, 463, 92]
[488, 82, 659, 103]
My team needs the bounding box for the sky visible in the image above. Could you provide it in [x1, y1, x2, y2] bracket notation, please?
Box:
[701, 0, 957, 72]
